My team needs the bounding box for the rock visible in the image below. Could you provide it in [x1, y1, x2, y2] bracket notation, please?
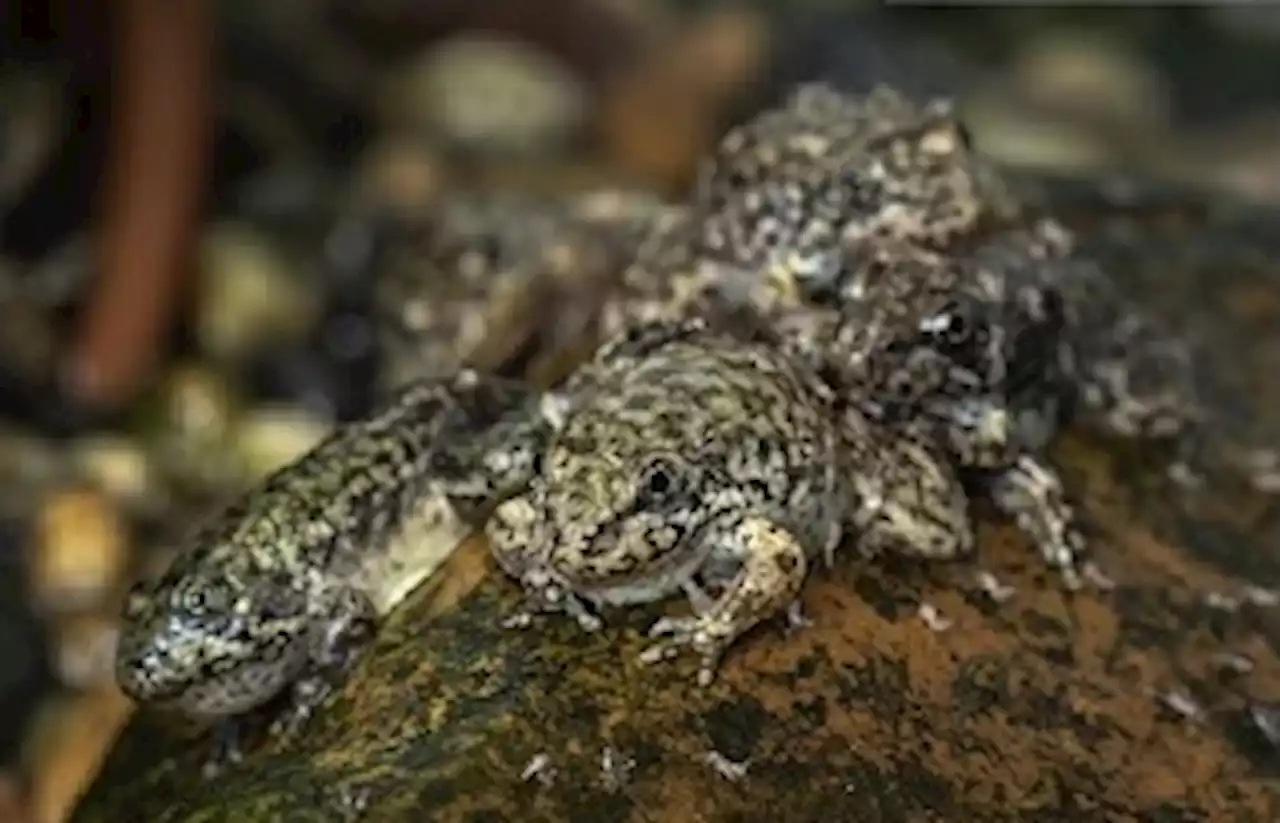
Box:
[599, 7, 769, 190]
[352, 135, 447, 217]
[1009, 31, 1170, 128]
[145, 362, 244, 495]
[196, 222, 320, 364]
[233, 404, 333, 482]
[29, 487, 131, 615]
[72, 176, 1280, 821]
[25, 688, 133, 823]
[383, 35, 590, 160]
[69, 435, 164, 517]
[47, 613, 120, 691]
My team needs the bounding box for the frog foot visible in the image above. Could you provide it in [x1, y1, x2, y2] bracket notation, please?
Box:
[201, 719, 246, 779]
[268, 673, 339, 740]
[503, 572, 603, 633]
[640, 614, 728, 687]
[640, 514, 810, 686]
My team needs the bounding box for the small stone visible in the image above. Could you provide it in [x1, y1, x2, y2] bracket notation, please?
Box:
[1154, 686, 1202, 722]
[700, 750, 749, 782]
[49, 613, 119, 690]
[23, 688, 134, 823]
[918, 601, 953, 632]
[1248, 701, 1280, 747]
[354, 135, 447, 216]
[962, 91, 1112, 173]
[519, 753, 556, 786]
[196, 222, 320, 363]
[1211, 651, 1254, 676]
[69, 436, 162, 513]
[384, 36, 589, 159]
[30, 487, 130, 614]
[1010, 31, 1169, 127]
[0, 426, 66, 518]
[234, 405, 333, 481]
[148, 362, 244, 492]
[600, 8, 767, 188]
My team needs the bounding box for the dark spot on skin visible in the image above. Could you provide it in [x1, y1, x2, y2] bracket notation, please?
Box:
[698, 696, 772, 762]
[834, 656, 909, 719]
[1222, 702, 1280, 776]
[793, 696, 827, 729]
[950, 655, 1006, 718]
[1112, 585, 1186, 651]
[1021, 611, 1070, 642]
[563, 787, 635, 823]
[794, 652, 820, 680]
[850, 571, 908, 624]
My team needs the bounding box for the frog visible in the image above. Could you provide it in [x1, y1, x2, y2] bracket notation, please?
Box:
[484, 315, 977, 685]
[374, 188, 676, 390]
[117, 81, 1204, 768]
[114, 371, 545, 766]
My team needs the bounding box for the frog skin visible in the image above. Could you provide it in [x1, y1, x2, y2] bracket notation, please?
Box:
[117, 82, 1202, 769]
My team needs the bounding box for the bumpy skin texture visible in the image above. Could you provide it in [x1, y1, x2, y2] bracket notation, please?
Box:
[486, 318, 856, 684]
[375, 189, 673, 388]
[115, 372, 540, 759]
[118, 83, 1204, 765]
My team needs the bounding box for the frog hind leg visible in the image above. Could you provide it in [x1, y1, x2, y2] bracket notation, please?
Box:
[640, 513, 808, 686]
[842, 411, 976, 562]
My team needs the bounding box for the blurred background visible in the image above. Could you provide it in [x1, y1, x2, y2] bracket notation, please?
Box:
[0, 2, 1279, 820]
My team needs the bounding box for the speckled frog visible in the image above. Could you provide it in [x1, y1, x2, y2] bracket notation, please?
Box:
[117, 82, 1205, 768]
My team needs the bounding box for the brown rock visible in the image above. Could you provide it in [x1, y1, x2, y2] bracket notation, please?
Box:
[599, 8, 770, 192]
[30, 487, 131, 615]
[71, 176, 1280, 822]
[26, 688, 133, 823]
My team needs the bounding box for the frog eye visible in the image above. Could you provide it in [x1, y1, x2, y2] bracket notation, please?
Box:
[941, 312, 969, 343]
[640, 455, 683, 500]
[180, 585, 222, 614]
[180, 588, 206, 612]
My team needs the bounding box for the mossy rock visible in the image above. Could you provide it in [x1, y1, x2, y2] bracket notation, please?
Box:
[73, 177, 1280, 822]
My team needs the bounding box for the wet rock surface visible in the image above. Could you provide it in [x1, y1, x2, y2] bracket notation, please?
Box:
[71, 174, 1280, 821]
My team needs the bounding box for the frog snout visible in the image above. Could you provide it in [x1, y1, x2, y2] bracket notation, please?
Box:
[115, 629, 192, 703]
[115, 643, 166, 701]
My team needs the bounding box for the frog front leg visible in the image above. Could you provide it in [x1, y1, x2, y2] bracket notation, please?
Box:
[841, 410, 975, 562]
[270, 585, 378, 739]
[640, 513, 810, 686]
[913, 397, 1099, 590]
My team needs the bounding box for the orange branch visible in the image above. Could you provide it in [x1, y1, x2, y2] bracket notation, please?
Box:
[68, 0, 211, 409]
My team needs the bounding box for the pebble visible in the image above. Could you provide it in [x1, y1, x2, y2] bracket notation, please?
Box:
[234, 405, 333, 481]
[1248, 701, 1280, 747]
[1010, 31, 1170, 127]
[353, 135, 447, 216]
[148, 363, 244, 493]
[196, 222, 320, 363]
[962, 90, 1113, 173]
[22, 688, 133, 823]
[0, 427, 66, 518]
[48, 613, 119, 690]
[29, 487, 130, 615]
[69, 436, 162, 514]
[383, 35, 589, 158]
[600, 7, 767, 189]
